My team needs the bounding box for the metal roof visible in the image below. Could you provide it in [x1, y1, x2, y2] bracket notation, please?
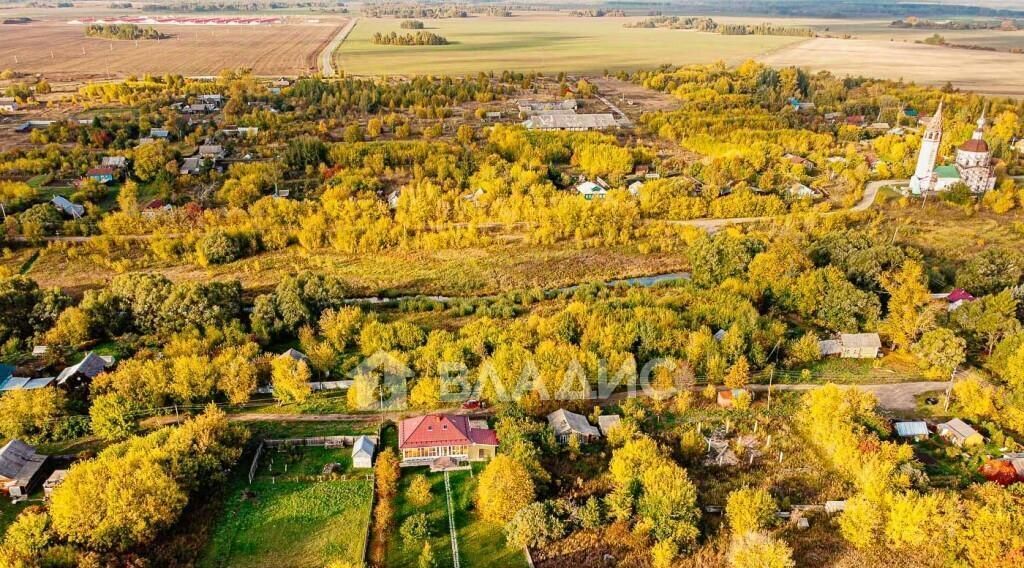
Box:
[547, 409, 600, 438]
[894, 421, 929, 438]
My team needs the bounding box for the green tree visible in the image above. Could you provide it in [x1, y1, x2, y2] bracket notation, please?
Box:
[89, 393, 140, 441]
[911, 328, 966, 379]
[504, 502, 566, 549]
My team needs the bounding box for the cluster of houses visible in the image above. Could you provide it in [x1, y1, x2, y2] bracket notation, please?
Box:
[0, 351, 115, 394]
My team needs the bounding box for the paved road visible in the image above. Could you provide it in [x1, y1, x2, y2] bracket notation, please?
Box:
[320, 18, 358, 77]
[661, 179, 903, 232]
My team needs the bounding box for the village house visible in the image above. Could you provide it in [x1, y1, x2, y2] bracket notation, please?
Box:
[55, 352, 115, 392]
[149, 128, 170, 139]
[86, 166, 116, 184]
[0, 97, 19, 113]
[946, 288, 976, 312]
[547, 409, 601, 444]
[0, 375, 56, 392]
[397, 414, 498, 466]
[351, 436, 376, 469]
[938, 418, 984, 447]
[0, 440, 48, 499]
[894, 421, 930, 441]
[199, 93, 223, 106]
[787, 183, 819, 199]
[197, 144, 225, 160]
[179, 157, 202, 175]
[819, 333, 882, 359]
[279, 348, 309, 364]
[101, 156, 128, 169]
[576, 180, 607, 200]
[51, 196, 85, 219]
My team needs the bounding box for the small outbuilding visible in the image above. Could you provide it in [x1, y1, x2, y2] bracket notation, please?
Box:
[938, 418, 984, 447]
[597, 414, 622, 437]
[43, 469, 67, 499]
[55, 352, 115, 391]
[547, 409, 601, 444]
[894, 421, 930, 441]
[351, 436, 376, 469]
[0, 440, 48, 498]
[838, 333, 882, 359]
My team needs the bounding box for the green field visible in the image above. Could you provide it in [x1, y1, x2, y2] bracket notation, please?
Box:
[200, 447, 373, 568]
[335, 15, 806, 76]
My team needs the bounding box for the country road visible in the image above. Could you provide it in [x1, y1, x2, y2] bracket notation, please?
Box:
[662, 179, 903, 231]
[145, 380, 947, 428]
[320, 17, 358, 77]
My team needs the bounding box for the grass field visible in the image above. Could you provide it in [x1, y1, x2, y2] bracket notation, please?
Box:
[759, 37, 1024, 97]
[335, 15, 805, 76]
[0, 18, 343, 79]
[200, 446, 373, 568]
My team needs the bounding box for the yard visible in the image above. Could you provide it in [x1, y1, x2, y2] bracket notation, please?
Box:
[386, 464, 529, 568]
[200, 446, 373, 568]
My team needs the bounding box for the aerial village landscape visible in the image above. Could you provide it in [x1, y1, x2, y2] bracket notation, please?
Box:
[1, 0, 1024, 567]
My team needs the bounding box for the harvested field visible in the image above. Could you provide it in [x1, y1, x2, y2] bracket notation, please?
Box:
[0, 18, 346, 79]
[759, 37, 1024, 97]
[335, 15, 805, 76]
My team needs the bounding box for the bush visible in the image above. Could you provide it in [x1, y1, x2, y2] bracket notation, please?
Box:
[196, 231, 242, 266]
[399, 513, 432, 543]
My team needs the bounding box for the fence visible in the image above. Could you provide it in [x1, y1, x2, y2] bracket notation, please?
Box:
[262, 435, 379, 449]
[247, 441, 264, 484]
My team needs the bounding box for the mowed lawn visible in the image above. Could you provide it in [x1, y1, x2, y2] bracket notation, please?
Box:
[336, 15, 805, 76]
[200, 447, 373, 568]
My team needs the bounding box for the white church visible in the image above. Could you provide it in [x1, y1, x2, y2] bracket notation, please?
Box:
[910, 102, 997, 195]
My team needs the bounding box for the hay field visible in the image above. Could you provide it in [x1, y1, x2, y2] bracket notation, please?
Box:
[334, 15, 805, 76]
[0, 18, 345, 79]
[759, 37, 1024, 97]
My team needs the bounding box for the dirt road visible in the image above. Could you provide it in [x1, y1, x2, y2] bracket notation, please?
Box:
[320, 17, 358, 77]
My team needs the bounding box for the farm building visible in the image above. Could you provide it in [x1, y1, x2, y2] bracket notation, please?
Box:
[894, 421, 930, 441]
[547, 409, 601, 444]
[397, 414, 498, 466]
[517, 99, 577, 115]
[717, 388, 752, 408]
[43, 469, 67, 499]
[938, 418, 984, 447]
[0, 440, 48, 498]
[522, 113, 618, 131]
[597, 414, 622, 437]
[351, 436, 375, 469]
[819, 333, 881, 358]
[51, 196, 85, 219]
[55, 352, 115, 391]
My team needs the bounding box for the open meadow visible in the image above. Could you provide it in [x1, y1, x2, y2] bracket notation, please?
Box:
[0, 18, 344, 79]
[334, 15, 805, 76]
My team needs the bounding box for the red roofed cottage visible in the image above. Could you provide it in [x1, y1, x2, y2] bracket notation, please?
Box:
[398, 414, 498, 466]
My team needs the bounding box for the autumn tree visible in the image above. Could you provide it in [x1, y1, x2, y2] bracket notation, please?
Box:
[911, 328, 966, 379]
[0, 388, 64, 442]
[727, 532, 795, 568]
[880, 260, 934, 351]
[271, 355, 312, 404]
[476, 454, 536, 523]
[726, 487, 777, 536]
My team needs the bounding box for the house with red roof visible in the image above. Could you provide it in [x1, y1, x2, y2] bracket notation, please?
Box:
[397, 414, 498, 467]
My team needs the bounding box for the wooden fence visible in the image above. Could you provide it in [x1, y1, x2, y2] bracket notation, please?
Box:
[247, 441, 264, 485]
